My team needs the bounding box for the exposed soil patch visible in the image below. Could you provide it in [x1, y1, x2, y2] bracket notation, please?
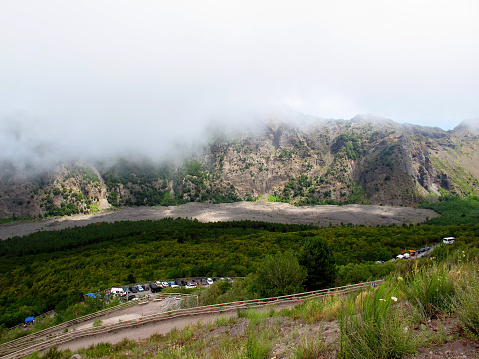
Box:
[0, 201, 439, 239]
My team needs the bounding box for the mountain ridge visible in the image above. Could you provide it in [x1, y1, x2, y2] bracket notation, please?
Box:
[1, 116, 478, 219]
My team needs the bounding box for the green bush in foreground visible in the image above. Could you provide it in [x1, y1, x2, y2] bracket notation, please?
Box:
[453, 266, 479, 337]
[401, 263, 456, 320]
[338, 283, 422, 359]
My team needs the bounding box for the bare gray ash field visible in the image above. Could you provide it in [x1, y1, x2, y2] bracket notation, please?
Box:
[0, 201, 439, 240]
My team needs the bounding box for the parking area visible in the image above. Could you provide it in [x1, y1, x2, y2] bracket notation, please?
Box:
[393, 245, 436, 261]
[109, 277, 234, 301]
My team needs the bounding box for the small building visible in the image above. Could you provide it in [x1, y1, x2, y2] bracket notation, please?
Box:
[443, 237, 455, 244]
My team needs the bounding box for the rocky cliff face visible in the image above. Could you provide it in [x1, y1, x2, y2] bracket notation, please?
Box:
[204, 117, 479, 206]
[0, 162, 109, 219]
[1, 117, 478, 219]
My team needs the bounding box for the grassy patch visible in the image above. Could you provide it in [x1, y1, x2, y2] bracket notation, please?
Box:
[292, 333, 328, 359]
[453, 267, 479, 337]
[283, 294, 343, 323]
[401, 263, 456, 320]
[0, 216, 33, 224]
[237, 307, 277, 327]
[214, 315, 238, 327]
[338, 283, 422, 359]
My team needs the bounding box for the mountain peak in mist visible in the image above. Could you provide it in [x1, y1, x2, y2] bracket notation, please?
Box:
[350, 114, 391, 124]
[454, 119, 479, 131]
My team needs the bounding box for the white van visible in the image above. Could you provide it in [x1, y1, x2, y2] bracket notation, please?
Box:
[443, 237, 455, 244]
[111, 287, 126, 296]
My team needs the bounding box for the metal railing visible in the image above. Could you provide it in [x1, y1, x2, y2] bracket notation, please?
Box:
[0, 281, 382, 359]
[0, 301, 136, 356]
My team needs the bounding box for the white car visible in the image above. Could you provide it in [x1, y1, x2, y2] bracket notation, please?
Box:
[137, 285, 144, 292]
[207, 278, 214, 285]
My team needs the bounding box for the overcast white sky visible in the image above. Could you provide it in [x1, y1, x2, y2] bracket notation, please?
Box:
[1, 0, 479, 166]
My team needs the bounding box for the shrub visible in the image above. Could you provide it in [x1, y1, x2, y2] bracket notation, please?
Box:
[453, 267, 479, 337]
[292, 333, 328, 359]
[246, 331, 270, 359]
[338, 284, 422, 359]
[401, 263, 456, 320]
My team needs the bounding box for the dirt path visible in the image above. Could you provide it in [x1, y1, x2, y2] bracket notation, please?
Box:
[71, 298, 182, 332]
[56, 301, 297, 353]
[0, 202, 439, 239]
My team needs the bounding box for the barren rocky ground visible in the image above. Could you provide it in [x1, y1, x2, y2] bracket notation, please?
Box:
[0, 201, 439, 239]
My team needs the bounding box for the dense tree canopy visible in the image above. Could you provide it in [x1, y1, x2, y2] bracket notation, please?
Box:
[299, 236, 336, 290]
[250, 251, 306, 297]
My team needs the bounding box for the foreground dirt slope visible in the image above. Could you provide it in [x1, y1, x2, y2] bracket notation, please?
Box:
[0, 201, 439, 239]
[61, 308, 479, 358]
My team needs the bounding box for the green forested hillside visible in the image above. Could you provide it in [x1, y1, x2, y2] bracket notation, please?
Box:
[420, 195, 479, 225]
[2, 212, 479, 328]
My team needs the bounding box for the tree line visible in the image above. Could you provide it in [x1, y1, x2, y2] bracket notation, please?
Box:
[2, 195, 479, 328]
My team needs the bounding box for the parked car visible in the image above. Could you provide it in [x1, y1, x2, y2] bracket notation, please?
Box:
[150, 282, 162, 293]
[137, 285, 144, 292]
[201, 278, 207, 285]
[129, 286, 138, 293]
[127, 295, 136, 301]
[443, 237, 455, 244]
[425, 246, 431, 251]
[207, 278, 214, 285]
[111, 287, 126, 296]
[169, 281, 179, 288]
